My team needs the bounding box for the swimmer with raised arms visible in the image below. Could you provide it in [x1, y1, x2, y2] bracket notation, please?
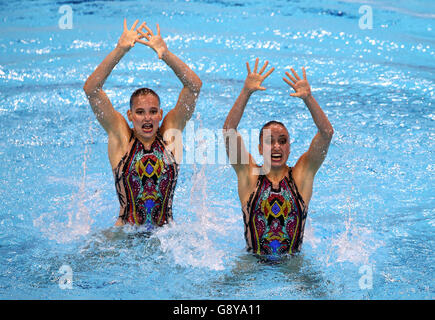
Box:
[83, 19, 202, 228]
[223, 58, 333, 256]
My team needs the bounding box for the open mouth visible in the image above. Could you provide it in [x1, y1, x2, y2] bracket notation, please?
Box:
[142, 123, 153, 133]
[271, 153, 282, 162]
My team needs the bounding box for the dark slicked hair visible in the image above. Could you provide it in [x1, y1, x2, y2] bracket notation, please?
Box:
[129, 88, 161, 110]
[259, 120, 288, 144]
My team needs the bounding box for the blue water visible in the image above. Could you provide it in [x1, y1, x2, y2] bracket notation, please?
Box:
[0, 0, 434, 299]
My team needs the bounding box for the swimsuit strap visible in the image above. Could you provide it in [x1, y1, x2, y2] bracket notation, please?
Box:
[242, 173, 266, 251]
[286, 167, 307, 219]
[286, 166, 308, 252]
[246, 173, 265, 211]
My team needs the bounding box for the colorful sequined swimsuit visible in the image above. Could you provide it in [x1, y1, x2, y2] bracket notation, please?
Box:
[242, 167, 307, 255]
[113, 131, 179, 228]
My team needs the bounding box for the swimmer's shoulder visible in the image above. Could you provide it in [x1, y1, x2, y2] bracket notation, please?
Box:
[108, 118, 134, 169]
[238, 164, 261, 205]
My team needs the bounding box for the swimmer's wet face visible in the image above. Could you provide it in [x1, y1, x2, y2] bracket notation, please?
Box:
[127, 93, 162, 140]
[258, 122, 290, 169]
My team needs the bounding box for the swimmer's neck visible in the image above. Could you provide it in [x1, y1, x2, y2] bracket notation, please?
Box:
[132, 129, 158, 149]
[264, 165, 289, 183]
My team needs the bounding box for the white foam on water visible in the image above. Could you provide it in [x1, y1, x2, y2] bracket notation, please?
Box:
[154, 163, 227, 271]
[34, 145, 95, 243]
[322, 194, 385, 267]
[33, 123, 96, 243]
[303, 217, 322, 249]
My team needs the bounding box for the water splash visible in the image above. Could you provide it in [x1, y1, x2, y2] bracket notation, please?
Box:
[33, 124, 95, 243]
[324, 190, 384, 267]
[153, 114, 228, 270]
[303, 217, 322, 249]
[154, 163, 226, 271]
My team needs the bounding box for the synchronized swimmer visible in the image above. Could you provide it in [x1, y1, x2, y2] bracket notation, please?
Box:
[223, 59, 333, 256]
[84, 19, 333, 257]
[83, 19, 202, 228]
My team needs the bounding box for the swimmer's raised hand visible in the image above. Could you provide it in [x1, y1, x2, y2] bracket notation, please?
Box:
[136, 23, 168, 59]
[283, 67, 312, 100]
[116, 19, 144, 52]
[243, 58, 275, 94]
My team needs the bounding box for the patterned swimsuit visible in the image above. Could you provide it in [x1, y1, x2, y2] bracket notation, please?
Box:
[242, 167, 307, 255]
[113, 131, 179, 228]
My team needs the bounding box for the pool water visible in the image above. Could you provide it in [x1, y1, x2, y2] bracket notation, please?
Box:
[0, 0, 434, 299]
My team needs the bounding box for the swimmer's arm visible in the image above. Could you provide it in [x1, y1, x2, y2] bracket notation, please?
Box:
[222, 72, 254, 174]
[223, 59, 274, 174]
[222, 126, 257, 200]
[83, 47, 127, 133]
[222, 95, 259, 203]
[222, 127, 254, 173]
[160, 49, 202, 131]
[223, 87, 252, 132]
[136, 23, 202, 132]
[284, 68, 334, 176]
[83, 19, 143, 134]
[299, 95, 334, 173]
